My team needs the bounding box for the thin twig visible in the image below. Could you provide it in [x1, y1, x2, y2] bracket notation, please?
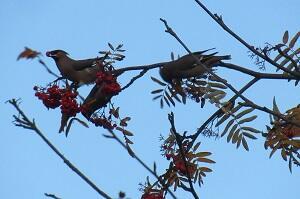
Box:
[113, 62, 169, 76]
[219, 62, 298, 80]
[8, 99, 113, 199]
[168, 112, 199, 199]
[122, 69, 148, 91]
[159, 17, 300, 132]
[159, 18, 250, 106]
[105, 129, 177, 199]
[38, 58, 60, 78]
[44, 193, 62, 199]
[193, 0, 300, 78]
[187, 77, 259, 145]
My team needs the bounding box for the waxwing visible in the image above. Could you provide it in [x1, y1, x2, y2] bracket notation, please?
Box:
[81, 84, 114, 120]
[46, 50, 104, 85]
[159, 50, 231, 84]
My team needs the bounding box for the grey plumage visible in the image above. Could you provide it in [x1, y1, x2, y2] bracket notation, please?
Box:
[159, 50, 231, 84]
[46, 50, 103, 85]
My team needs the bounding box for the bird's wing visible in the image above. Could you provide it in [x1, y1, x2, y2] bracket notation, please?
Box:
[72, 58, 98, 71]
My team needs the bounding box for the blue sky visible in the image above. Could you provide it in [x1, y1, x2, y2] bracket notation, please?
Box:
[1, 0, 300, 198]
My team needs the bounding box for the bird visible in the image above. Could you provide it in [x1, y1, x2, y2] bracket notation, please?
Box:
[46, 50, 104, 85]
[159, 49, 231, 84]
[80, 84, 114, 120]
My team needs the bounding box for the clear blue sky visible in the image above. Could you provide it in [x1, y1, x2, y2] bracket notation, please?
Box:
[1, 0, 300, 198]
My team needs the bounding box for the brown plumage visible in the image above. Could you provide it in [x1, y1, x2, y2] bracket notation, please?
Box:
[81, 84, 113, 120]
[46, 50, 103, 85]
[159, 50, 231, 84]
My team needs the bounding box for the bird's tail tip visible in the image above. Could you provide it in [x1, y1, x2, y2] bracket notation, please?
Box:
[222, 55, 231, 60]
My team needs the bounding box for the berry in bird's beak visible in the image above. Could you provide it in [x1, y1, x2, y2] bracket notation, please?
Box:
[46, 51, 53, 57]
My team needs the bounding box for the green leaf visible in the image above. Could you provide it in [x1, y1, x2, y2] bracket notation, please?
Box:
[72, 118, 89, 128]
[168, 86, 181, 103]
[152, 95, 162, 101]
[232, 129, 240, 144]
[151, 89, 163, 94]
[195, 152, 212, 157]
[227, 124, 238, 143]
[221, 119, 234, 137]
[160, 98, 164, 109]
[289, 31, 300, 48]
[207, 82, 227, 89]
[215, 113, 230, 127]
[193, 142, 201, 152]
[205, 90, 225, 99]
[242, 137, 249, 151]
[281, 148, 287, 161]
[274, 47, 290, 63]
[231, 103, 243, 113]
[199, 167, 213, 172]
[151, 76, 167, 86]
[272, 97, 280, 120]
[242, 132, 257, 139]
[214, 93, 226, 102]
[165, 91, 175, 106]
[197, 157, 216, 164]
[280, 56, 293, 67]
[236, 134, 243, 148]
[108, 42, 115, 51]
[163, 96, 170, 107]
[282, 30, 289, 44]
[289, 156, 293, 173]
[241, 126, 261, 134]
[269, 143, 281, 158]
[238, 115, 257, 124]
[235, 108, 254, 120]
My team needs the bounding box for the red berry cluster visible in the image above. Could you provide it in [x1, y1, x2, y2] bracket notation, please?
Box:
[162, 140, 196, 176]
[90, 116, 117, 130]
[60, 89, 80, 117]
[141, 192, 163, 199]
[34, 85, 80, 117]
[172, 154, 196, 175]
[96, 71, 121, 95]
[34, 85, 62, 109]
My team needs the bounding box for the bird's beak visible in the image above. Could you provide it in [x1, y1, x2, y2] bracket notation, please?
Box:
[46, 51, 54, 57]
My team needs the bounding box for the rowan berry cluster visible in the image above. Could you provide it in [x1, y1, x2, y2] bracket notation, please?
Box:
[34, 85, 62, 109]
[60, 89, 80, 117]
[141, 192, 163, 199]
[163, 140, 197, 176]
[95, 71, 121, 95]
[90, 116, 116, 130]
[34, 85, 80, 117]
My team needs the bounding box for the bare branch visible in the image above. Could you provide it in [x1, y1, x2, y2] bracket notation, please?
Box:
[168, 112, 199, 199]
[104, 129, 177, 199]
[8, 99, 113, 199]
[219, 62, 298, 80]
[193, 0, 300, 78]
[122, 69, 148, 91]
[44, 193, 62, 199]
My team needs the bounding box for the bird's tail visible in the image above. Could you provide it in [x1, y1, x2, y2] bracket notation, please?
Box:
[219, 55, 231, 60]
[59, 114, 70, 136]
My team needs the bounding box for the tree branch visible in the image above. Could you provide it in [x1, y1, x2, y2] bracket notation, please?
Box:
[219, 62, 298, 80]
[193, 0, 300, 78]
[8, 99, 113, 199]
[159, 18, 300, 131]
[168, 112, 199, 199]
[105, 129, 177, 199]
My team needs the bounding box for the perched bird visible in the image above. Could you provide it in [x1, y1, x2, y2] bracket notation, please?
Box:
[46, 50, 104, 85]
[159, 50, 231, 84]
[81, 84, 113, 120]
